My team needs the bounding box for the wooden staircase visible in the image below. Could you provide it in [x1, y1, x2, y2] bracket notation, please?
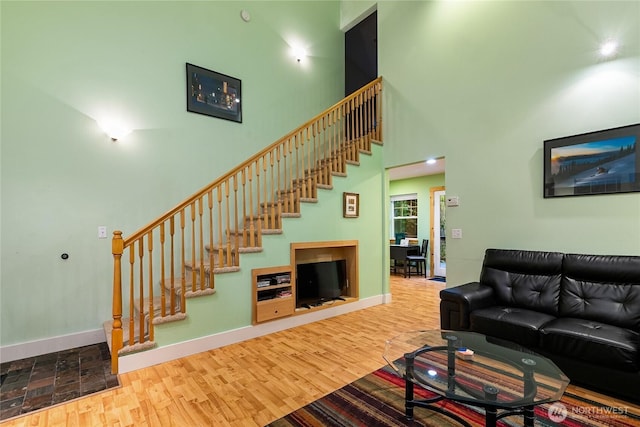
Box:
[106, 78, 383, 373]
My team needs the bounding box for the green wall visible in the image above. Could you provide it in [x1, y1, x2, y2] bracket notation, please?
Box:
[0, 1, 347, 348]
[369, 0, 639, 286]
[389, 173, 446, 249]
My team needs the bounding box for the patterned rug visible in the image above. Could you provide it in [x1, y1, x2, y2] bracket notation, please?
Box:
[267, 365, 640, 426]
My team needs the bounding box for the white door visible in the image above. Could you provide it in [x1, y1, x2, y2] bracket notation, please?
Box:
[433, 190, 446, 277]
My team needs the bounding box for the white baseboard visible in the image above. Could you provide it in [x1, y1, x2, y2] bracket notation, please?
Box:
[119, 294, 389, 374]
[0, 329, 106, 363]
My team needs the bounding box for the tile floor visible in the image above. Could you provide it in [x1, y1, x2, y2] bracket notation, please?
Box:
[0, 342, 119, 421]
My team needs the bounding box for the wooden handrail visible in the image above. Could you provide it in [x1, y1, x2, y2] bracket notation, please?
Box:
[123, 77, 382, 245]
[110, 78, 382, 374]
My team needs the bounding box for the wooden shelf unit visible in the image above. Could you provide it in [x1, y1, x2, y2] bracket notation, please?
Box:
[252, 265, 294, 324]
[291, 240, 359, 308]
[251, 240, 359, 324]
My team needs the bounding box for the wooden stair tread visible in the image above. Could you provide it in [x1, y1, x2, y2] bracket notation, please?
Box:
[103, 317, 155, 355]
[133, 295, 184, 319]
[204, 244, 262, 253]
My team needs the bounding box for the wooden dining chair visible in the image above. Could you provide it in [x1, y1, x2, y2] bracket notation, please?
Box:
[405, 239, 428, 278]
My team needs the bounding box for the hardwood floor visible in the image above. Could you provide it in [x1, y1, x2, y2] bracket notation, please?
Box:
[2, 276, 638, 426]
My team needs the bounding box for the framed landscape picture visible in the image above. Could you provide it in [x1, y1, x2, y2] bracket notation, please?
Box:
[186, 63, 242, 123]
[543, 124, 639, 198]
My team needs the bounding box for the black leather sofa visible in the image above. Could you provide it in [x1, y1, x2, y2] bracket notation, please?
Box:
[440, 248, 640, 403]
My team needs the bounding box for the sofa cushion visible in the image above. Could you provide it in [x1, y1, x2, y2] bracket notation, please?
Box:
[540, 318, 639, 372]
[560, 254, 640, 330]
[480, 249, 563, 316]
[470, 306, 555, 348]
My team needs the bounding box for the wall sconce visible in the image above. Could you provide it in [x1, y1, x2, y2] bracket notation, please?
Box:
[97, 119, 131, 142]
[292, 46, 307, 63]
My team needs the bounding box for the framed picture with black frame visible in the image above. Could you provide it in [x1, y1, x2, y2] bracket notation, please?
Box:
[186, 63, 242, 123]
[543, 123, 639, 198]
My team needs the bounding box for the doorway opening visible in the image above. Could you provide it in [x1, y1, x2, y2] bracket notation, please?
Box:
[388, 159, 446, 281]
[430, 187, 446, 278]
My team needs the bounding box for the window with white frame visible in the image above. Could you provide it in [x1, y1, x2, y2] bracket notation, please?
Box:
[390, 194, 418, 239]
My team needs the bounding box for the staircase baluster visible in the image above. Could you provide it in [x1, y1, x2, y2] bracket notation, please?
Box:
[180, 210, 186, 310]
[128, 245, 135, 346]
[351, 98, 357, 161]
[111, 231, 123, 374]
[368, 86, 373, 138]
[365, 88, 371, 151]
[276, 146, 282, 228]
[224, 180, 231, 268]
[147, 231, 154, 341]
[248, 164, 256, 248]
[138, 238, 145, 343]
[241, 170, 248, 248]
[287, 138, 294, 214]
[207, 191, 214, 288]
[255, 160, 262, 248]
[321, 116, 328, 185]
[216, 186, 223, 269]
[198, 198, 205, 290]
[358, 92, 364, 154]
[340, 107, 344, 167]
[261, 155, 268, 229]
[232, 174, 239, 266]
[294, 134, 301, 210]
[190, 202, 197, 292]
[331, 110, 337, 174]
[160, 223, 166, 318]
[169, 217, 176, 315]
[304, 127, 311, 198]
[376, 82, 380, 136]
[312, 123, 318, 198]
[269, 151, 275, 229]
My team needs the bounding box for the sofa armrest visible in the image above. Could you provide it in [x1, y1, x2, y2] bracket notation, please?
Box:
[439, 282, 495, 330]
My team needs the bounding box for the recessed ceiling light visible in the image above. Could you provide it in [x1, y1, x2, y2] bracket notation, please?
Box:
[600, 40, 618, 58]
[426, 158, 437, 165]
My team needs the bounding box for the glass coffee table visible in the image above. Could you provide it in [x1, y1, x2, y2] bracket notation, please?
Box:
[384, 330, 569, 427]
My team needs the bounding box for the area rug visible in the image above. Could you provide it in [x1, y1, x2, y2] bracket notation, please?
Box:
[428, 276, 446, 283]
[267, 365, 640, 426]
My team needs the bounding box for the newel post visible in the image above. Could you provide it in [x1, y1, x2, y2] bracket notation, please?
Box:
[111, 230, 124, 374]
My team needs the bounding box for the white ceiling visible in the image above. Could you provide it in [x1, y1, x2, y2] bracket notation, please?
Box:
[388, 158, 446, 180]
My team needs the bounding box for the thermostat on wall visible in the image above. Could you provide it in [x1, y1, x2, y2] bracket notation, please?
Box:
[446, 196, 460, 207]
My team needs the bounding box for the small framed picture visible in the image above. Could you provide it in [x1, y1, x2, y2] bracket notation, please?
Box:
[186, 63, 242, 123]
[343, 192, 359, 218]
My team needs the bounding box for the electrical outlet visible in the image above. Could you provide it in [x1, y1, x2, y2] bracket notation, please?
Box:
[98, 226, 107, 239]
[451, 228, 462, 239]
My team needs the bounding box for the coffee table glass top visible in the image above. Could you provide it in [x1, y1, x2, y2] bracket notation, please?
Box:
[384, 330, 569, 408]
